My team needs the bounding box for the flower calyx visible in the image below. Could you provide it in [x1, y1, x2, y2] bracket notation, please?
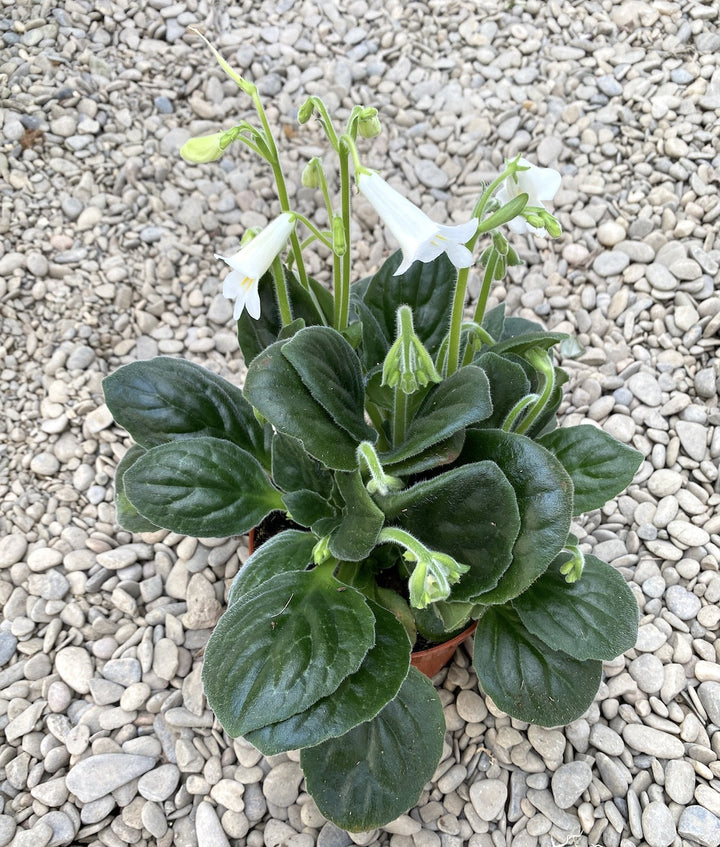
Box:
[382, 305, 441, 395]
[378, 528, 469, 610]
[357, 442, 404, 497]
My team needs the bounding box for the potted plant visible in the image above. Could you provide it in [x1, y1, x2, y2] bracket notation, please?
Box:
[102, 33, 642, 832]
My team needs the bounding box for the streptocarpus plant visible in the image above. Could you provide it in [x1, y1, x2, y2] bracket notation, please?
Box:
[102, 34, 642, 832]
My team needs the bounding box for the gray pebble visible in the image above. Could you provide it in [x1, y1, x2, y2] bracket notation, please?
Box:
[626, 372, 662, 406]
[195, 801, 230, 847]
[0, 534, 28, 567]
[550, 761, 592, 809]
[642, 801, 676, 847]
[664, 584, 701, 620]
[262, 760, 303, 807]
[66, 754, 156, 803]
[55, 646, 93, 694]
[678, 806, 720, 847]
[628, 653, 665, 694]
[0, 632, 18, 665]
[622, 725, 684, 759]
[698, 682, 720, 726]
[665, 759, 695, 805]
[37, 810, 77, 847]
[470, 779, 507, 821]
[592, 251, 630, 277]
[137, 763, 180, 802]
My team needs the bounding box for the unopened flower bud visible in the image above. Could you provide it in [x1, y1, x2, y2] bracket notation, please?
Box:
[298, 99, 314, 124]
[382, 305, 441, 395]
[301, 157, 323, 189]
[180, 131, 226, 163]
[357, 107, 382, 138]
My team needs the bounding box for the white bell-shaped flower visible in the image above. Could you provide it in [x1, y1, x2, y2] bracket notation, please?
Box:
[215, 213, 295, 320]
[358, 172, 477, 276]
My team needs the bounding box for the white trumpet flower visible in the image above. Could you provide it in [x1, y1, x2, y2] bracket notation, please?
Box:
[215, 213, 295, 320]
[358, 172, 477, 276]
[496, 158, 561, 235]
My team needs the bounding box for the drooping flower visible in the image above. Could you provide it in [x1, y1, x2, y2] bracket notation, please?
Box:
[357, 172, 477, 276]
[215, 213, 295, 320]
[496, 158, 561, 235]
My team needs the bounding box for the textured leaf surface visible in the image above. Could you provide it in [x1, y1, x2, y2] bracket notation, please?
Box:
[102, 357, 268, 464]
[383, 367, 491, 464]
[383, 462, 521, 600]
[245, 340, 361, 470]
[512, 553, 639, 660]
[204, 568, 375, 736]
[114, 445, 160, 533]
[460, 430, 573, 603]
[301, 667, 445, 831]
[245, 602, 410, 755]
[474, 606, 602, 726]
[539, 425, 643, 514]
[123, 437, 282, 536]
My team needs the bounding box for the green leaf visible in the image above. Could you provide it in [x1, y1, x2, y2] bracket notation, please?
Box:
[114, 445, 161, 533]
[380, 365, 492, 465]
[474, 606, 602, 726]
[492, 329, 568, 357]
[473, 352, 531, 429]
[512, 553, 639, 661]
[281, 326, 376, 443]
[271, 433, 334, 497]
[227, 529, 316, 605]
[123, 437, 283, 537]
[245, 602, 410, 755]
[102, 357, 270, 465]
[236, 268, 333, 363]
[283, 490, 335, 528]
[203, 567, 375, 736]
[358, 251, 458, 365]
[330, 471, 385, 561]
[382, 366, 492, 465]
[538, 425, 643, 514]
[481, 303, 506, 343]
[459, 430, 573, 603]
[244, 340, 361, 470]
[382, 462, 521, 601]
[382, 431, 466, 476]
[301, 667, 445, 832]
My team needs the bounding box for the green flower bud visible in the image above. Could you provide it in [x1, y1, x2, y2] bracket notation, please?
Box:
[180, 132, 226, 163]
[301, 157, 322, 189]
[539, 211, 562, 238]
[382, 305, 441, 395]
[298, 99, 314, 124]
[357, 107, 382, 139]
[408, 550, 469, 610]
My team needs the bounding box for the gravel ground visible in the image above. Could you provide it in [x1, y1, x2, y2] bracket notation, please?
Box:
[1, 1, 720, 846]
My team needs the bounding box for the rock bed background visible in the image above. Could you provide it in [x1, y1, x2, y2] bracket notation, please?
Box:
[1, 0, 720, 846]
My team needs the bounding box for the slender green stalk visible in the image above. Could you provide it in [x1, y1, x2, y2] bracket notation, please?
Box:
[392, 387, 408, 447]
[336, 148, 352, 331]
[470, 251, 498, 329]
[515, 350, 556, 435]
[365, 401, 390, 452]
[445, 265, 470, 377]
[271, 256, 293, 326]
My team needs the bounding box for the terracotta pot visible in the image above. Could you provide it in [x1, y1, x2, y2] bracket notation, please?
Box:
[248, 524, 476, 679]
[410, 621, 478, 678]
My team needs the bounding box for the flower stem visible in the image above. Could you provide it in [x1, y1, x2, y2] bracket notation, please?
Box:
[336, 146, 352, 331]
[271, 256, 293, 326]
[515, 349, 556, 435]
[392, 387, 408, 447]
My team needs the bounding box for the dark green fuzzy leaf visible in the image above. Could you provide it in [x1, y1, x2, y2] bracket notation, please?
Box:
[473, 352, 531, 429]
[283, 489, 335, 528]
[512, 553, 639, 660]
[204, 567, 375, 736]
[301, 667, 445, 832]
[459, 430, 573, 603]
[245, 602, 410, 755]
[244, 340, 361, 470]
[474, 606, 602, 726]
[381, 431, 466, 476]
[382, 461, 521, 601]
[281, 326, 375, 443]
[383, 366, 491, 465]
[492, 329, 568, 357]
[329, 471, 385, 561]
[538, 425, 643, 514]
[102, 357, 269, 465]
[114, 445, 161, 533]
[123, 437, 282, 537]
[481, 303, 506, 343]
[227, 529, 316, 605]
[271, 433, 334, 498]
